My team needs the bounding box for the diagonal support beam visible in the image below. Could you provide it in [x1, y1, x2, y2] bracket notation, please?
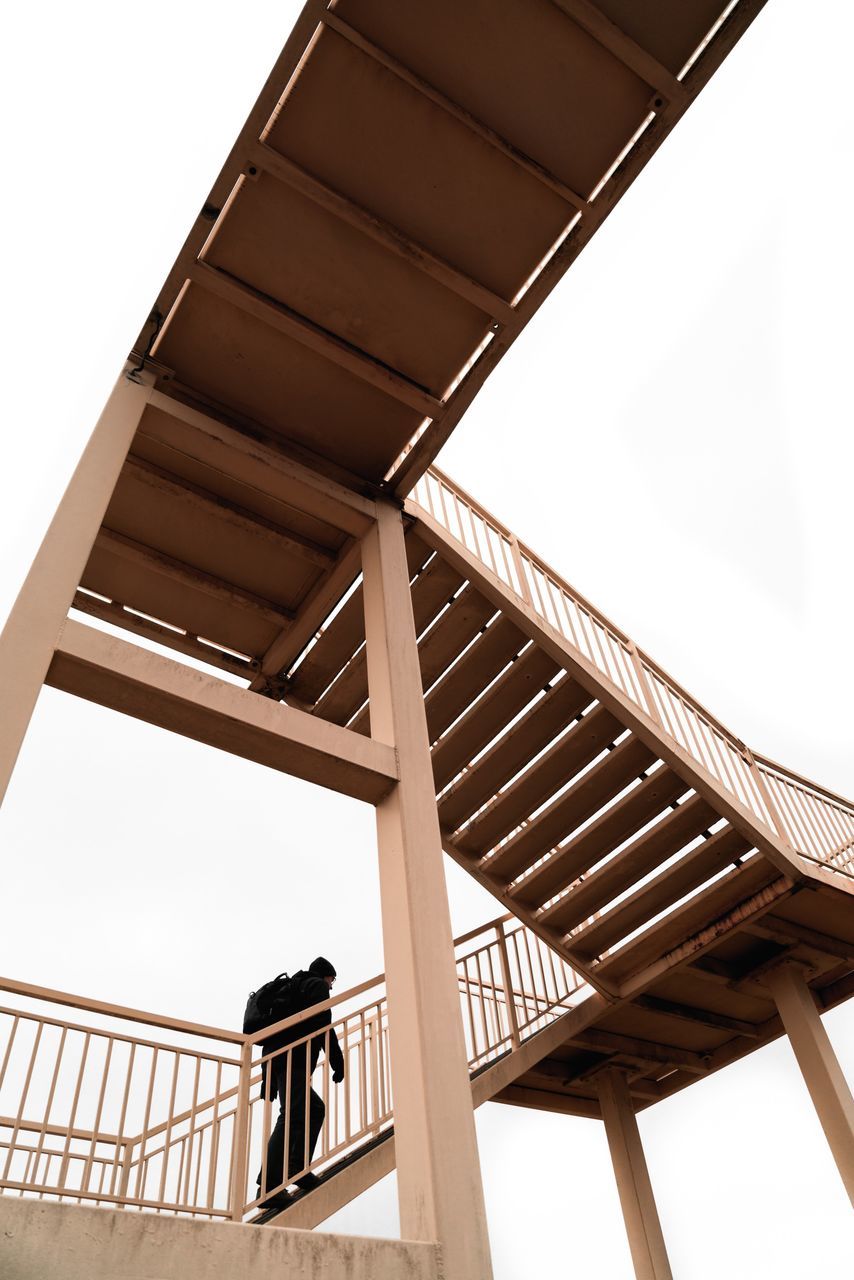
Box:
[597, 1068, 674, 1280]
[249, 541, 362, 693]
[0, 370, 153, 810]
[46, 620, 397, 804]
[322, 13, 587, 212]
[71, 590, 255, 679]
[143, 390, 376, 537]
[765, 963, 854, 1207]
[548, 0, 688, 105]
[95, 529, 295, 629]
[246, 142, 516, 326]
[123, 456, 335, 570]
[188, 260, 443, 418]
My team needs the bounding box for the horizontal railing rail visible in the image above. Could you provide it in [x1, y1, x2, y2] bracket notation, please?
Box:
[410, 468, 854, 882]
[0, 914, 588, 1221]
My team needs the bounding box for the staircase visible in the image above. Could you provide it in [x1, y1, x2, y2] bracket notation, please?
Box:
[0, 915, 587, 1226]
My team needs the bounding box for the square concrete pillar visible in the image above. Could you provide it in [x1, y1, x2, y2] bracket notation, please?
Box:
[362, 499, 493, 1280]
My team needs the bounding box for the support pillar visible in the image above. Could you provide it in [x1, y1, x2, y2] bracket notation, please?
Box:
[597, 1068, 673, 1280]
[765, 963, 854, 1206]
[0, 368, 152, 808]
[361, 499, 493, 1280]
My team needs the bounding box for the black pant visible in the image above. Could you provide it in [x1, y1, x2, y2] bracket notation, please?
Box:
[258, 1065, 325, 1196]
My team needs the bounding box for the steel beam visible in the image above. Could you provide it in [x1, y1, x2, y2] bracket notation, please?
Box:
[46, 620, 397, 804]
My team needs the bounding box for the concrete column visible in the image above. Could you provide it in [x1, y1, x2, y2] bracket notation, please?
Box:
[0, 369, 152, 807]
[765, 963, 854, 1206]
[597, 1067, 673, 1280]
[361, 499, 493, 1280]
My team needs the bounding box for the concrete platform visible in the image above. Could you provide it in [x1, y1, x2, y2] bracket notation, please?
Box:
[0, 1198, 441, 1280]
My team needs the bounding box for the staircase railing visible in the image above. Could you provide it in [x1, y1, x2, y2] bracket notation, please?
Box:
[410, 468, 854, 882]
[0, 915, 586, 1221]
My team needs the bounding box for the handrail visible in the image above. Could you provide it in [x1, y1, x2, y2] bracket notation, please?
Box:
[410, 467, 854, 882]
[0, 977, 243, 1044]
[0, 914, 587, 1221]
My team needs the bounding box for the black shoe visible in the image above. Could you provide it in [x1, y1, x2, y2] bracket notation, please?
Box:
[258, 1190, 291, 1211]
[294, 1172, 321, 1192]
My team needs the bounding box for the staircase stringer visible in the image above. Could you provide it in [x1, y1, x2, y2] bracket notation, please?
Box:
[273, 995, 611, 1230]
[410, 505, 807, 891]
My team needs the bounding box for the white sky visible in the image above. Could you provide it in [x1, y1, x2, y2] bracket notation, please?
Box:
[1, 2, 852, 1276]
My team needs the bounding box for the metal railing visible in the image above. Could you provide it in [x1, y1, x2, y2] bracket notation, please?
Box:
[410, 468, 854, 882]
[0, 915, 586, 1220]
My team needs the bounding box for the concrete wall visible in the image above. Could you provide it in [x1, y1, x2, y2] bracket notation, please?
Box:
[0, 1198, 442, 1280]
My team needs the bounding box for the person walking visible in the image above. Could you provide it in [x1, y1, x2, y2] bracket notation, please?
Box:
[256, 957, 345, 1209]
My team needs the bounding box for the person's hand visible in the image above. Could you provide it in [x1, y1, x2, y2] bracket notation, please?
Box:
[332, 1067, 344, 1084]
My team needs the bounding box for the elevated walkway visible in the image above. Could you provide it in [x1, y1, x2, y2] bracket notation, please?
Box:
[1, 1, 852, 1274]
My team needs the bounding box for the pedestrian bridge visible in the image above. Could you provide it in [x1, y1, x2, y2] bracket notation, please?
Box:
[1, 0, 852, 1276]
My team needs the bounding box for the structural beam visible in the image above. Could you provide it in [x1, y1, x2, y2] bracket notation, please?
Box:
[361, 500, 493, 1280]
[124, 456, 335, 570]
[189, 260, 443, 418]
[71, 591, 255, 679]
[96, 529, 295, 629]
[323, 13, 587, 212]
[249, 541, 362, 693]
[0, 369, 152, 809]
[765, 963, 854, 1206]
[597, 1068, 673, 1280]
[247, 142, 516, 326]
[46, 619, 397, 804]
[548, 0, 687, 105]
[143, 389, 376, 537]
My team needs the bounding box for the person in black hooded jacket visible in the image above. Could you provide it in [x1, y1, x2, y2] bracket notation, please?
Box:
[257, 957, 345, 1208]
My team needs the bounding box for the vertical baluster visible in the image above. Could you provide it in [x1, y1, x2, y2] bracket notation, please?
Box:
[495, 923, 521, 1050]
[182, 1054, 203, 1208]
[112, 1041, 136, 1199]
[204, 1058, 223, 1212]
[228, 1039, 253, 1221]
[82, 1035, 113, 1196]
[59, 1032, 91, 1199]
[1, 1019, 42, 1183]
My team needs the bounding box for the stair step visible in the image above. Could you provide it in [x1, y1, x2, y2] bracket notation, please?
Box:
[485, 734, 656, 881]
[541, 792, 718, 936]
[455, 702, 621, 855]
[431, 644, 560, 792]
[511, 767, 689, 911]
[438, 673, 591, 831]
[568, 823, 754, 960]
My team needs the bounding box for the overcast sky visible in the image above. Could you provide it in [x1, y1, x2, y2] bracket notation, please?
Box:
[1, 2, 852, 1276]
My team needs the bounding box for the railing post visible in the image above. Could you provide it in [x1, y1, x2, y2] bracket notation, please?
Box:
[228, 1040, 253, 1221]
[508, 534, 533, 607]
[369, 1012, 381, 1136]
[627, 640, 662, 727]
[118, 1140, 134, 1201]
[494, 922, 521, 1051]
[742, 747, 797, 852]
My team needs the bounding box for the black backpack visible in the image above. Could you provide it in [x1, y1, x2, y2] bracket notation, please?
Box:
[243, 972, 299, 1037]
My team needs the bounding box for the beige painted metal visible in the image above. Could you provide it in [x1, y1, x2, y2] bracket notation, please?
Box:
[1, 914, 583, 1223]
[765, 963, 854, 1206]
[46, 619, 397, 804]
[408, 471, 854, 887]
[361, 500, 493, 1280]
[0, 369, 152, 808]
[597, 1068, 673, 1280]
